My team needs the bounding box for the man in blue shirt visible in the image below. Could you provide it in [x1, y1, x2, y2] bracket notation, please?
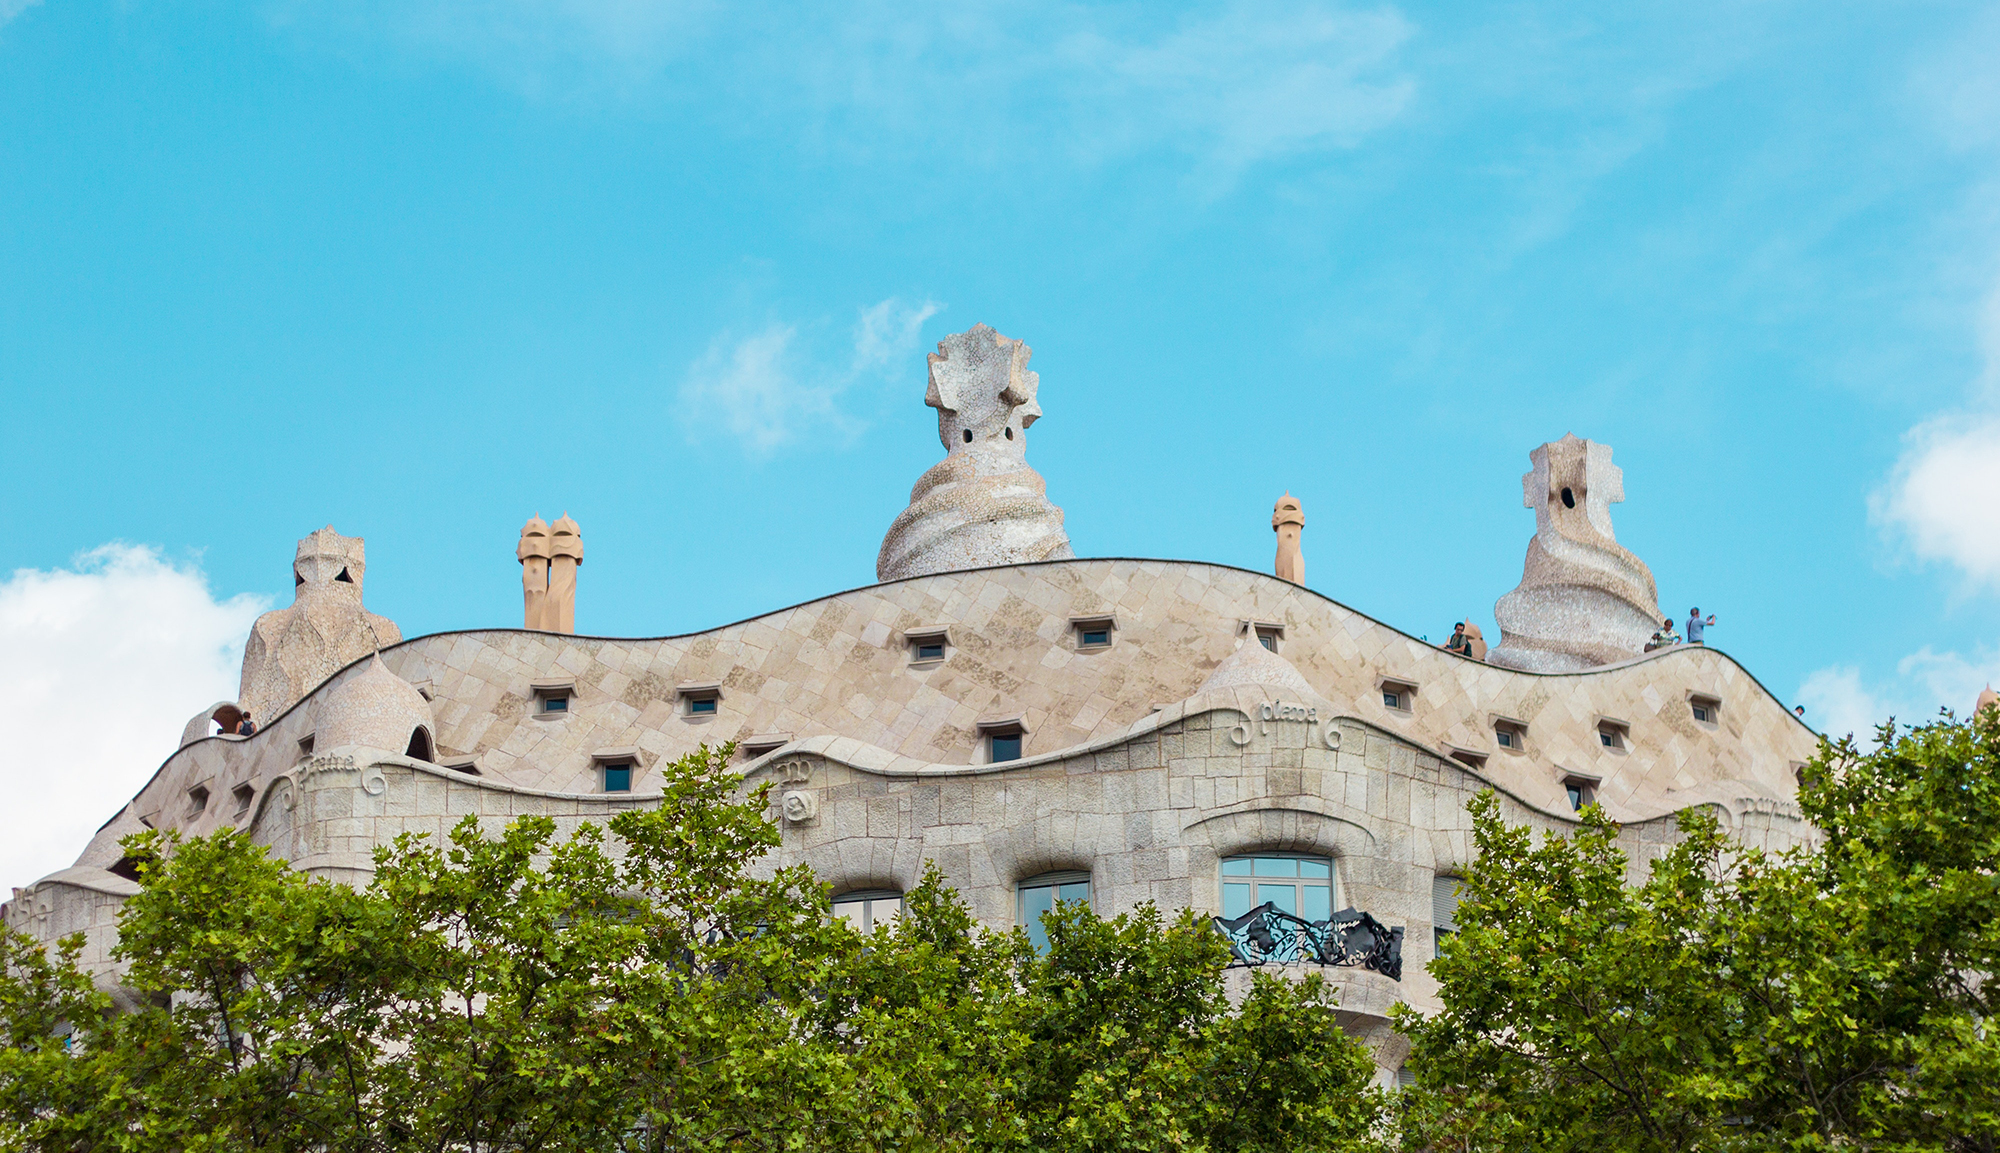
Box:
[1687, 607, 1715, 645]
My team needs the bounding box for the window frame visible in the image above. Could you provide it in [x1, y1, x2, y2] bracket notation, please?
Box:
[1595, 717, 1631, 752]
[905, 626, 951, 666]
[979, 717, 1027, 764]
[531, 678, 575, 719]
[1688, 692, 1722, 727]
[1017, 870, 1092, 952]
[1561, 770, 1601, 811]
[831, 888, 905, 934]
[1070, 614, 1117, 651]
[1219, 852, 1339, 923]
[677, 682, 723, 719]
[1380, 677, 1418, 713]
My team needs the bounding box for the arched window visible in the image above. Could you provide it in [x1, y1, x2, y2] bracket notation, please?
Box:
[1018, 871, 1091, 953]
[1220, 854, 1335, 922]
[831, 889, 903, 933]
[405, 727, 434, 762]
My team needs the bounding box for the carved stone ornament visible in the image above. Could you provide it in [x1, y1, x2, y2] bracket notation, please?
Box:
[238, 527, 402, 723]
[781, 790, 819, 824]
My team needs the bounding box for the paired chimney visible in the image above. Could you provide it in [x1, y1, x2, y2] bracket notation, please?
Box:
[518, 514, 583, 632]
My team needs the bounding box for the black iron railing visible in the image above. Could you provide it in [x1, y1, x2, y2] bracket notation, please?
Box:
[1212, 902, 1404, 981]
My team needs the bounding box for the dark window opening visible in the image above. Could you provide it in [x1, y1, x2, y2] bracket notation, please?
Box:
[542, 695, 568, 713]
[1497, 729, 1516, 748]
[405, 727, 433, 762]
[294, 572, 305, 587]
[916, 642, 945, 661]
[990, 733, 1022, 762]
[335, 567, 354, 583]
[108, 853, 148, 883]
[232, 783, 255, 817]
[962, 428, 973, 443]
[688, 697, 718, 715]
[1560, 487, 1575, 509]
[1004, 426, 1014, 440]
[1259, 634, 1276, 651]
[1383, 691, 1402, 708]
[1599, 730, 1616, 747]
[603, 762, 633, 792]
[297, 733, 315, 758]
[1692, 704, 1712, 723]
[187, 785, 210, 815]
[1080, 629, 1109, 647]
[1563, 775, 1598, 811]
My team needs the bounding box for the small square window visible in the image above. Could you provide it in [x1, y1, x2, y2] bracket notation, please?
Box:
[1496, 729, 1515, 749]
[187, 784, 210, 816]
[1561, 773, 1600, 811]
[990, 733, 1022, 762]
[1245, 620, 1285, 653]
[1383, 691, 1402, 708]
[677, 683, 723, 718]
[1689, 694, 1721, 726]
[1380, 680, 1417, 712]
[688, 697, 717, 715]
[1258, 632, 1278, 652]
[1691, 704, 1711, 723]
[1071, 616, 1116, 650]
[231, 783, 255, 818]
[1599, 729, 1616, 747]
[906, 628, 950, 665]
[297, 733, 316, 758]
[1596, 719, 1630, 751]
[531, 680, 576, 719]
[1081, 629, 1109, 647]
[543, 695, 569, 713]
[602, 763, 633, 792]
[916, 642, 946, 661]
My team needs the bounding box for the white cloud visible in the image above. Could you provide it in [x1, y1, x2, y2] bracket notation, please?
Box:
[1798, 646, 2000, 744]
[0, 0, 41, 28]
[280, 1, 1415, 177]
[678, 296, 942, 455]
[0, 546, 267, 894]
[1872, 284, 2000, 591]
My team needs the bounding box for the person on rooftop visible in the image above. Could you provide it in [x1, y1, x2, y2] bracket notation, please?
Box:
[1445, 621, 1474, 657]
[1645, 617, 1681, 652]
[1687, 607, 1716, 646]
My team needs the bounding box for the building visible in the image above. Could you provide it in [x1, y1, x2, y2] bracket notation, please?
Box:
[4, 323, 1818, 1077]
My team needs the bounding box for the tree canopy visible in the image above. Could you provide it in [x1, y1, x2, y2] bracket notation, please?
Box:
[0, 745, 1386, 1153]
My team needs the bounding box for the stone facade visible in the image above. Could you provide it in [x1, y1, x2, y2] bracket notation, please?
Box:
[2, 327, 1822, 1083]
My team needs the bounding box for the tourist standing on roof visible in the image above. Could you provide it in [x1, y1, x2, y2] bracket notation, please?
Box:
[1686, 607, 1715, 646]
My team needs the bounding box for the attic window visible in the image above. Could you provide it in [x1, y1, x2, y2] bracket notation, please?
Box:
[297, 733, 315, 759]
[1444, 745, 1487, 770]
[231, 783, 255, 818]
[1492, 717, 1528, 753]
[1596, 718, 1630, 752]
[1070, 615, 1116, 650]
[1380, 678, 1418, 712]
[592, 748, 642, 793]
[1689, 693, 1722, 726]
[439, 755, 481, 776]
[1561, 772, 1600, 811]
[187, 784, 210, 816]
[979, 717, 1026, 764]
[678, 683, 722, 717]
[405, 727, 434, 762]
[532, 679, 575, 717]
[335, 567, 353, 583]
[1243, 620, 1286, 653]
[906, 627, 950, 665]
[740, 733, 793, 757]
[108, 853, 147, 883]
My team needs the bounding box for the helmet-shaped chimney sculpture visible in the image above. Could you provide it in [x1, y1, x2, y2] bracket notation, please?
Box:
[1487, 436, 1663, 672]
[517, 513, 581, 633]
[237, 527, 402, 723]
[1273, 493, 1304, 585]
[518, 515, 552, 629]
[876, 324, 1075, 581]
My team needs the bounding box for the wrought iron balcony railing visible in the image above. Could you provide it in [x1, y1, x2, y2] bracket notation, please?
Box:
[1213, 902, 1404, 980]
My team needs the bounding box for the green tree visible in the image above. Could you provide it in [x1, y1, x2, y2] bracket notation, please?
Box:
[1397, 708, 2000, 1153]
[3, 742, 1391, 1153]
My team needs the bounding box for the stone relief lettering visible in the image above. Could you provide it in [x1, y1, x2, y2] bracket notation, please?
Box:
[774, 758, 812, 786]
[1734, 797, 1802, 820]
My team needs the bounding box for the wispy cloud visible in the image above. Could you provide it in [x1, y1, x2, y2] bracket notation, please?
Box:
[677, 296, 942, 456]
[1799, 645, 2000, 743]
[276, 1, 1415, 179]
[0, 0, 41, 28]
[0, 546, 267, 893]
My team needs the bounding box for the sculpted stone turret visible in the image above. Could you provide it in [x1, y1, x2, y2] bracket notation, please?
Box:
[518, 514, 583, 633]
[237, 528, 401, 724]
[877, 324, 1075, 582]
[1488, 436, 1663, 672]
[1273, 493, 1304, 585]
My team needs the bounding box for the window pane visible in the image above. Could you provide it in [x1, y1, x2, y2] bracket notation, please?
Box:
[833, 901, 865, 930]
[873, 900, 901, 926]
[1081, 630, 1108, 646]
[1254, 857, 1298, 877]
[1057, 881, 1090, 904]
[1222, 858, 1254, 875]
[1223, 882, 1252, 918]
[917, 643, 944, 660]
[1302, 885, 1331, 921]
[1298, 858, 1331, 879]
[1021, 886, 1056, 953]
[991, 734, 1022, 762]
[691, 698, 717, 714]
[1257, 883, 1297, 915]
[603, 765, 631, 792]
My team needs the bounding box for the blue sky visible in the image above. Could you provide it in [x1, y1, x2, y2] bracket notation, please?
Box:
[4, 0, 1999, 885]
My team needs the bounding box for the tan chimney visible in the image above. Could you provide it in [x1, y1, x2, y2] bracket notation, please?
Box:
[1272, 493, 1304, 585]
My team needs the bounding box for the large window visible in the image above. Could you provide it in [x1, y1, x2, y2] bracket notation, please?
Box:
[1221, 854, 1335, 922]
[1018, 871, 1091, 952]
[832, 889, 903, 933]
